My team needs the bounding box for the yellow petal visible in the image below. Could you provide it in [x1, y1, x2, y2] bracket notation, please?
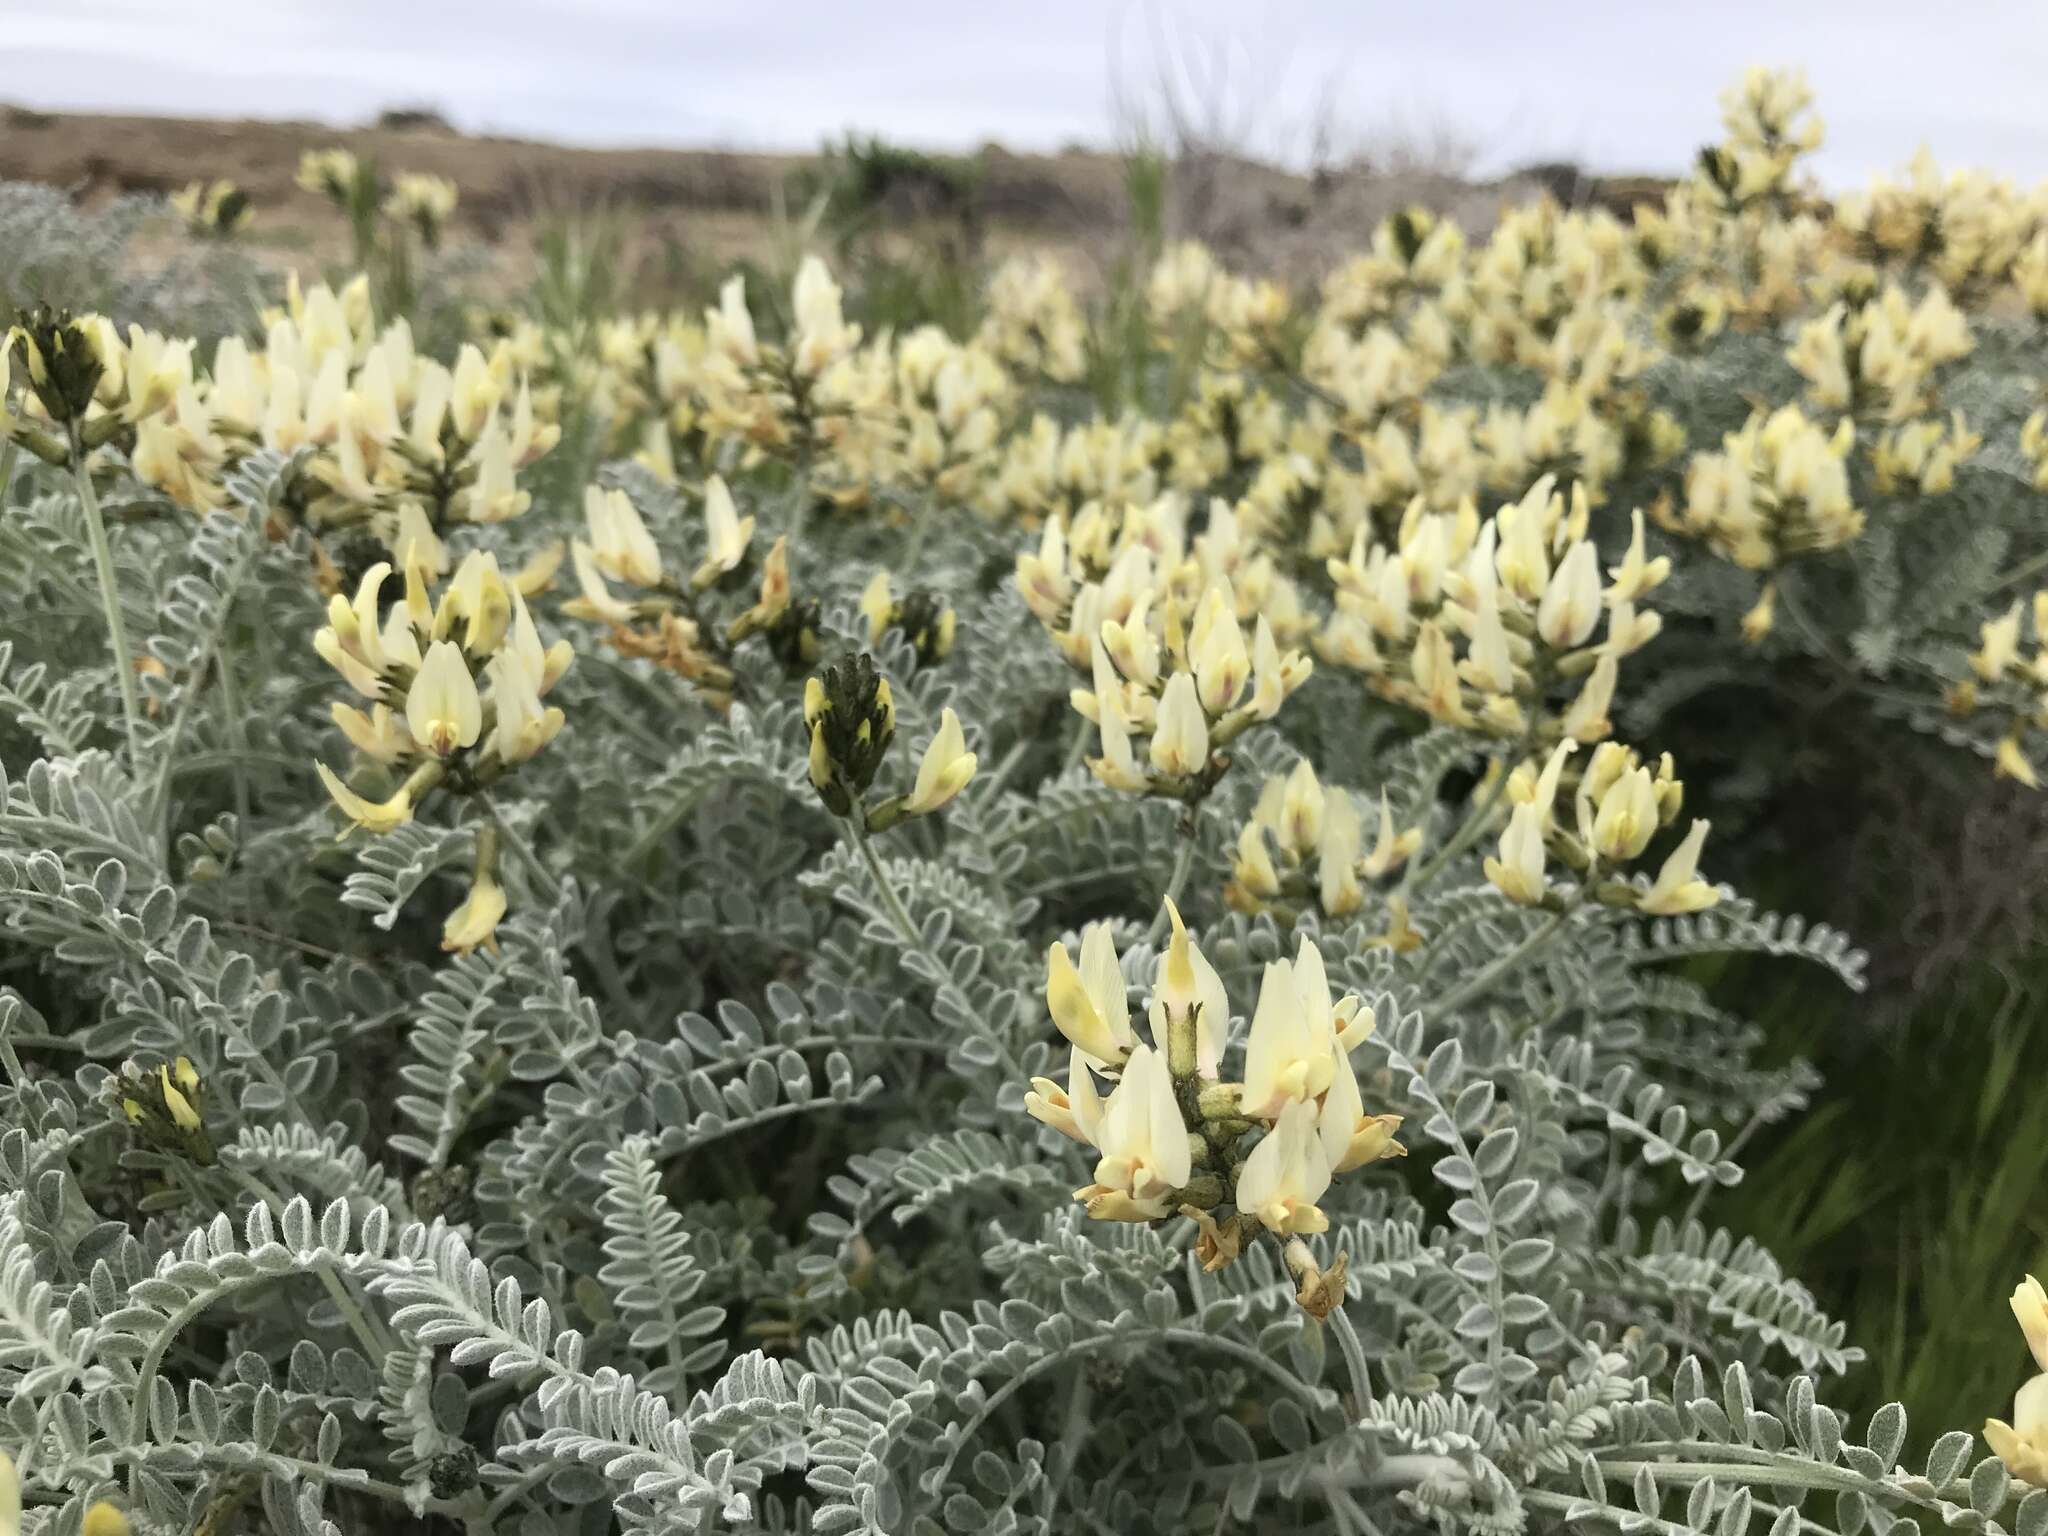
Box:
[315, 761, 413, 835]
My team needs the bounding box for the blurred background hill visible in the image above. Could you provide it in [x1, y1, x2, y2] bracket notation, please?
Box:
[0, 99, 1662, 299]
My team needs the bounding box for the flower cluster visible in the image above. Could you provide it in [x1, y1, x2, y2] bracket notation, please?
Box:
[976, 254, 1087, 384]
[1987, 1277, 2048, 1488]
[170, 177, 252, 239]
[1839, 148, 2048, 299]
[312, 550, 572, 950]
[802, 653, 977, 831]
[385, 172, 459, 247]
[859, 571, 957, 667]
[1665, 405, 1859, 596]
[1319, 206, 1465, 326]
[1226, 759, 1422, 920]
[1869, 411, 1981, 497]
[1696, 65, 1823, 210]
[564, 477, 812, 704]
[986, 412, 1165, 525]
[1484, 738, 1718, 916]
[1026, 908, 1402, 1317]
[1019, 493, 1318, 798]
[12, 273, 559, 536]
[1785, 284, 1974, 422]
[697, 258, 867, 462]
[6, 304, 196, 452]
[112, 1053, 213, 1166]
[1319, 476, 1667, 745]
[885, 325, 1009, 500]
[1026, 502, 1313, 800]
[1953, 593, 2048, 787]
[296, 147, 365, 205]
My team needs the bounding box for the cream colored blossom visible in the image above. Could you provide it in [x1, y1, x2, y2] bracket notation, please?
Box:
[1236, 1102, 1331, 1235]
[405, 641, 483, 758]
[903, 708, 977, 816]
[1073, 1045, 1191, 1221]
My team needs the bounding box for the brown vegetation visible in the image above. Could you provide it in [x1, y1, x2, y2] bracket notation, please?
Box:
[0, 104, 1664, 291]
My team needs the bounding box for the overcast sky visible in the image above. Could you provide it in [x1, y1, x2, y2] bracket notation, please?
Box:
[7, 1, 2044, 186]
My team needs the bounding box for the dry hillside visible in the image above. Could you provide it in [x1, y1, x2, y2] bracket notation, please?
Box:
[0, 103, 1665, 294]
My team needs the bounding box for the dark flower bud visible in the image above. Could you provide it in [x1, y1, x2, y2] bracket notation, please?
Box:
[803, 653, 895, 818]
[10, 303, 108, 424]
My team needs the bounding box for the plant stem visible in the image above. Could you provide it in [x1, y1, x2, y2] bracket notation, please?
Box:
[14, 1393, 61, 1477]
[1328, 1306, 1377, 1414]
[1773, 569, 1851, 672]
[981, 736, 1032, 799]
[784, 448, 814, 550]
[1593, 1458, 1857, 1493]
[904, 487, 942, 573]
[850, 818, 1024, 1077]
[69, 427, 144, 765]
[1408, 747, 1516, 889]
[215, 635, 255, 833]
[1145, 818, 1201, 945]
[1428, 903, 1574, 1017]
[1977, 545, 2048, 602]
[1061, 714, 1091, 774]
[483, 795, 563, 902]
[852, 820, 928, 958]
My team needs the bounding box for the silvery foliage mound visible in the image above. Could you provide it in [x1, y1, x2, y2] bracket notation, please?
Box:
[0, 183, 261, 346]
[1, 284, 2040, 1536]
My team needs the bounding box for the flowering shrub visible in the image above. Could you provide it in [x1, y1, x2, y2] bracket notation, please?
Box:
[1, 68, 2047, 1536]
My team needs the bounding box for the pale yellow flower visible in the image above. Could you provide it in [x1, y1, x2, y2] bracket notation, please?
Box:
[1045, 924, 1135, 1069]
[585, 485, 662, 587]
[315, 762, 414, 835]
[1485, 801, 1549, 905]
[1640, 820, 1718, 915]
[860, 571, 894, 647]
[1073, 1044, 1190, 1221]
[1024, 1048, 1104, 1144]
[2014, 1276, 2048, 1373]
[1149, 672, 1209, 779]
[1987, 1373, 2048, 1489]
[443, 873, 508, 954]
[903, 708, 977, 817]
[405, 641, 483, 758]
[1237, 1102, 1332, 1235]
[1150, 897, 1230, 1076]
[566, 541, 637, 625]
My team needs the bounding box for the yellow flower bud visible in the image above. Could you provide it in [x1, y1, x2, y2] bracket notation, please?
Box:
[2015, 1276, 2048, 1374]
[443, 873, 509, 954]
[315, 762, 415, 836]
[1045, 939, 1129, 1067]
[158, 1066, 202, 1133]
[902, 708, 977, 817]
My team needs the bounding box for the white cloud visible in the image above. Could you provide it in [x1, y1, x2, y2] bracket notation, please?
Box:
[6, 1, 2042, 187]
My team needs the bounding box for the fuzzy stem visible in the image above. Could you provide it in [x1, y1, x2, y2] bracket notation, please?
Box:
[904, 486, 943, 573]
[853, 818, 925, 951]
[1328, 1305, 1377, 1414]
[1428, 903, 1574, 1017]
[1408, 748, 1516, 889]
[980, 736, 1032, 799]
[69, 425, 144, 764]
[483, 795, 562, 902]
[1061, 713, 1091, 774]
[1145, 818, 1201, 946]
[850, 817, 1026, 1079]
